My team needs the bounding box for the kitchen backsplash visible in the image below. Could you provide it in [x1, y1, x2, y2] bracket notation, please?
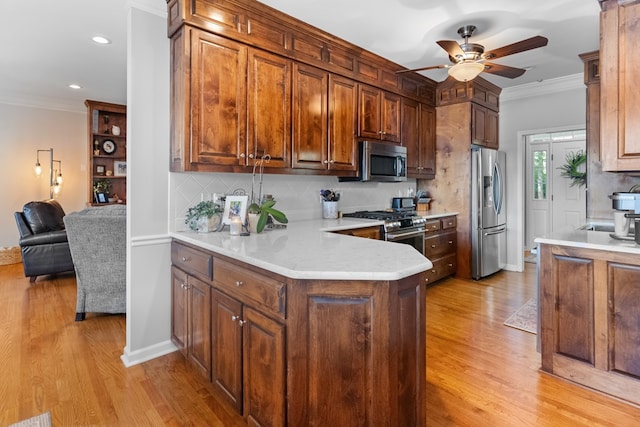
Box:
[170, 172, 417, 231]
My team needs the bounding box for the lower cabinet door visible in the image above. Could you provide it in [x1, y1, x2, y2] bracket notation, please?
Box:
[188, 275, 212, 380]
[243, 307, 286, 427]
[211, 289, 243, 411]
[171, 266, 188, 356]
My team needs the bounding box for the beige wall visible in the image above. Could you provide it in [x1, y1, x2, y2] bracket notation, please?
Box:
[0, 103, 88, 248]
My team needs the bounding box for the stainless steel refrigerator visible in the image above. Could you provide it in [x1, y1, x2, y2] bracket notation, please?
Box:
[471, 145, 506, 279]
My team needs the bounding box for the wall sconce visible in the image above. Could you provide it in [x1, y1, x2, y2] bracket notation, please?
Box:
[34, 148, 63, 198]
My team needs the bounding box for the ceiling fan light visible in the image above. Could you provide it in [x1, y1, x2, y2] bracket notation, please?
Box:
[448, 62, 484, 82]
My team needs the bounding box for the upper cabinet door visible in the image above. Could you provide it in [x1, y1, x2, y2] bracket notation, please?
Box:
[189, 29, 247, 167]
[328, 75, 358, 171]
[292, 63, 328, 170]
[247, 49, 292, 168]
[358, 85, 401, 143]
[600, 1, 640, 171]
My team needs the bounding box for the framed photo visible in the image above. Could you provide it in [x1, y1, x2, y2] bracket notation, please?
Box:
[222, 195, 248, 225]
[95, 164, 106, 176]
[94, 192, 108, 204]
[114, 160, 127, 177]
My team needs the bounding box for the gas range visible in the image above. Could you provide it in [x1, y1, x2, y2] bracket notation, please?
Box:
[342, 210, 427, 233]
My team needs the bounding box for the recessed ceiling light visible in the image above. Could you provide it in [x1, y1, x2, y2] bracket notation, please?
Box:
[92, 35, 111, 45]
[68, 84, 82, 90]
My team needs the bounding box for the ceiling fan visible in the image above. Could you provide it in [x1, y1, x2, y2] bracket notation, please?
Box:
[397, 25, 548, 82]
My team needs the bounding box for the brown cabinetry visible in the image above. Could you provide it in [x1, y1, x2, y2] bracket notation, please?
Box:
[599, 0, 640, 171]
[358, 84, 401, 142]
[333, 225, 382, 240]
[291, 65, 358, 172]
[539, 243, 640, 406]
[402, 98, 436, 178]
[423, 215, 457, 284]
[471, 104, 499, 149]
[85, 100, 127, 205]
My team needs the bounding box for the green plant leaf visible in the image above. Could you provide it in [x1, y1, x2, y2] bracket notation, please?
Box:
[257, 211, 269, 233]
[265, 207, 288, 224]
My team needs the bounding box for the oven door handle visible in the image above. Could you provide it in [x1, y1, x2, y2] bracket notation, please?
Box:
[385, 228, 425, 240]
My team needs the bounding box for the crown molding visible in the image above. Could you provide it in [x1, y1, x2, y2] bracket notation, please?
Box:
[500, 73, 584, 102]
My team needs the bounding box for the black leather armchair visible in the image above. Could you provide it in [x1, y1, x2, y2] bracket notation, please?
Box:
[14, 199, 74, 282]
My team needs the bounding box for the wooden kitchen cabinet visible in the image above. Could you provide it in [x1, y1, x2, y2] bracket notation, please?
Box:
[247, 49, 291, 168]
[539, 243, 640, 406]
[471, 104, 499, 149]
[402, 98, 436, 178]
[333, 225, 382, 239]
[423, 215, 457, 284]
[599, 0, 640, 171]
[292, 64, 358, 173]
[171, 266, 212, 380]
[358, 84, 401, 142]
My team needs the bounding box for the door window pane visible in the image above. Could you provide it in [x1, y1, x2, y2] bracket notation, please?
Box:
[533, 150, 547, 200]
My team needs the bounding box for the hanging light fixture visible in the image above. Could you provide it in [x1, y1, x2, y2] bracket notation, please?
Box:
[33, 149, 63, 198]
[448, 61, 485, 82]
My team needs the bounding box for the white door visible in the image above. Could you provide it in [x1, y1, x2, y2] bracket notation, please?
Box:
[525, 131, 586, 250]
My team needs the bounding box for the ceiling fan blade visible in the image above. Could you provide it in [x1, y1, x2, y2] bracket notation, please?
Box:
[482, 36, 548, 60]
[436, 40, 465, 58]
[396, 64, 449, 74]
[483, 62, 527, 79]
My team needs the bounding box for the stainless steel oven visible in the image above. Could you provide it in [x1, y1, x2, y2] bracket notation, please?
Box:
[385, 226, 425, 255]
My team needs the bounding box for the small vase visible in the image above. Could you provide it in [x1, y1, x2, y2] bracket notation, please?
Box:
[322, 201, 338, 219]
[248, 213, 260, 233]
[195, 216, 218, 233]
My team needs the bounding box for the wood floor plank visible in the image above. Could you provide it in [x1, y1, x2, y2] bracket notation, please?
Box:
[2, 261, 640, 425]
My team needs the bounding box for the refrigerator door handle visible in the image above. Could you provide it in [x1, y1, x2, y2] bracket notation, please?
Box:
[493, 161, 504, 215]
[484, 227, 506, 236]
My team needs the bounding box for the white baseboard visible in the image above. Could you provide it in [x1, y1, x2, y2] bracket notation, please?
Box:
[120, 340, 178, 367]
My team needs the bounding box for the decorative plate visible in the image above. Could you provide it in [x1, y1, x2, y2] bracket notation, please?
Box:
[102, 139, 116, 154]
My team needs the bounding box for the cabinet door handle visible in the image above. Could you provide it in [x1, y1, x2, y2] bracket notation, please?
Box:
[240, 153, 246, 158]
[180, 282, 186, 289]
[323, 160, 329, 164]
[248, 154, 255, 159]
[329, 159, 335, 164]
[235, 280, 244, 287]
[431, 244, 436, 248]
[448, 241, 453, 244]
[231, 315, 245, 326]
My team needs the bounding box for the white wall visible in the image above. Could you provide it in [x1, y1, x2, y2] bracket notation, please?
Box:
[0, 103, 87, 248]
[500, 75, 586, 271]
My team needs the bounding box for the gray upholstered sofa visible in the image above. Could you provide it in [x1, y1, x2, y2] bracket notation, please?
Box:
[63, 204, 126, 321]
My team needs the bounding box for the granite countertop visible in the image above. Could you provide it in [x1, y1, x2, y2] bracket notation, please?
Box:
[535, 228, 640, 255]
[169, 211, 458, 281]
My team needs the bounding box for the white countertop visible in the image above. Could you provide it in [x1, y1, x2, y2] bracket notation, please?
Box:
[170, 212, 457, 281]
[535, 229, 640, 255]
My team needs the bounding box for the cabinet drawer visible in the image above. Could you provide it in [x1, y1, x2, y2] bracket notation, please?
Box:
[214, 259, 286, 318]
[424, 220, 441, 233]
[424, 231, 457, 259]
[425, 254, 457, 285]
[441, 216, 457, 230]
[171, 242, 213, 281]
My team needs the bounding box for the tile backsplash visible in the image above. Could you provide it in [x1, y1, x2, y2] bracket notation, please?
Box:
[170, 172, 417, 231]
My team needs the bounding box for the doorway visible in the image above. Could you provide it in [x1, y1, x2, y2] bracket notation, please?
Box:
[524, 129, 586, 251]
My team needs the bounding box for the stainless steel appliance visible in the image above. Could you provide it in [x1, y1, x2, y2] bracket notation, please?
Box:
[471, 146, 506, 279]
[342, 209, 426, 254]
[610, 191, 640, 243]
[339, 141, 407, 182]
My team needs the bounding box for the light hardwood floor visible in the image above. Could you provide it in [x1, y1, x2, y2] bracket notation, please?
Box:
[2, 261, 640, 426]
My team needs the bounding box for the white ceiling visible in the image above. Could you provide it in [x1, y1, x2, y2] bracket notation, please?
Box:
[0, 0, 601, 112]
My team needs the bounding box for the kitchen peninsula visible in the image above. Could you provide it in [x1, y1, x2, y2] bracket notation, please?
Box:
[170, 218, 431, 426]
[536, 230, 640, 407]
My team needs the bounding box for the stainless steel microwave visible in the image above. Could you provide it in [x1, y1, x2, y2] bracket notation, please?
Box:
[340, 141, 407, 182]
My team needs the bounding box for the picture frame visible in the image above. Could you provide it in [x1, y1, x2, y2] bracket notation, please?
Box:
[95, 164, 106, 176]
[94, 192, 108, 204]
[114, 160, 127, 177]
[222, 195, 248, 225]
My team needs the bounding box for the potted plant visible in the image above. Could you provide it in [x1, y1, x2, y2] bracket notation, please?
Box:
[93, 179, 112, 195]
[185, 200, 223, 233]
[247, 199, 288, 233]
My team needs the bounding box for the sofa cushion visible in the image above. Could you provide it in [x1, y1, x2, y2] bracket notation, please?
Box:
[22, 199, 66, 234]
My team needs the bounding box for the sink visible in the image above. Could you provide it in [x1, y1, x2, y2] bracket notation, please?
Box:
[579, 223, 615, 232]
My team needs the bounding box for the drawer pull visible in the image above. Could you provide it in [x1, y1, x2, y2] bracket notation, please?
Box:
[235, 280, 244, 287]
[431, 269, 436, 273]
[180, 282, 186, 289]
[431, 244, 436, 248]
[181, 256, 191, 263]
[448, 241, 453, 244]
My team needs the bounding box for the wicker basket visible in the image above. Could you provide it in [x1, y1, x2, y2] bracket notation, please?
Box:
[0, 247, 22, 265]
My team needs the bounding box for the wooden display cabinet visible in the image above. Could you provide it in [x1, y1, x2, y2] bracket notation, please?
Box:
[85, 100, 127, 206]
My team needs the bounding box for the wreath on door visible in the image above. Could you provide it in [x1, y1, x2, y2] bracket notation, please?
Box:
[558, 150, 586, 188]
